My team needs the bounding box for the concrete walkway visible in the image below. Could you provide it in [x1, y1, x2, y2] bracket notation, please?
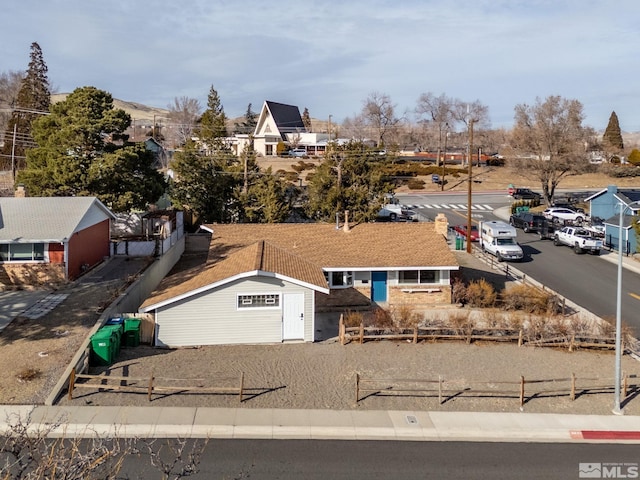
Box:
[1, 404, 640, 443]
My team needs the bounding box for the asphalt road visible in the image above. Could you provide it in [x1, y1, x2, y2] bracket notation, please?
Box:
[397, 191, 640, 337]
[115, 439, 640, 479]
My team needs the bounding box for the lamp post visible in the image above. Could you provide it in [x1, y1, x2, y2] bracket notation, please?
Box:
[441, 124, 449, 192]
[613, 200, 640, 414]
[466, 117, 475, 253]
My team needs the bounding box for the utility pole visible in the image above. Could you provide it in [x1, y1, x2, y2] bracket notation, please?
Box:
[466, 117, 475, 253]
[11, 123, 17, 181]
[441, 123, 449, 192]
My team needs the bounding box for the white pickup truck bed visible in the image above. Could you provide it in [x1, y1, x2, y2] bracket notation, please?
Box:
[553, 226, 603, 255]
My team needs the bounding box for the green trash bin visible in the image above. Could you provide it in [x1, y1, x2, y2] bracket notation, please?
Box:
[124, 318, 141, 347]
[90, 329, 114, 366]
[100, 324, 122, 358]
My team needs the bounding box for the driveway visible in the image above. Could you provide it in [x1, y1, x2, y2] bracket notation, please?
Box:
[0, 290, 51, 333]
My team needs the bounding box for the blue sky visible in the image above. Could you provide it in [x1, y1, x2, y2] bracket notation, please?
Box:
[2, 0, 639, 131]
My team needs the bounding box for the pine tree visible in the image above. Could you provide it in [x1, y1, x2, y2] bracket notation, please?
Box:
[602, 111, 624, 153]
[1, 42, 51, 169]
[198, 85, 228, 150]
[233, 103, 258, 134]
[302, 107, 312, 131]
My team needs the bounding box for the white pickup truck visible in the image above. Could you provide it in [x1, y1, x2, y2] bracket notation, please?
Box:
[377, 202, 417, 222]
[553, 226, 603, 255]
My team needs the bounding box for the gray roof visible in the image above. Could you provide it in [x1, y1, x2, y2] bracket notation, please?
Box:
[0, 197, 115, 243]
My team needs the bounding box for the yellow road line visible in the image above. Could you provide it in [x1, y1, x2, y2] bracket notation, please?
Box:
[629, 293, 640, 301]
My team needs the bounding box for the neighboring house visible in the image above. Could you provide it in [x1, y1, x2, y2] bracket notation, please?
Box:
[0, 191, 115, 287]
[253, 100, 307, 157]
[139, 221, 458, 347]
[586, 185, 640, 253]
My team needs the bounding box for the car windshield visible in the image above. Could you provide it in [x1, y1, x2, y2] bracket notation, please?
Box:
[496, 238, 516, 245]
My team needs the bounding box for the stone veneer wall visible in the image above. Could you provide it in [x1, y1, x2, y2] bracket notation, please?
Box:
[0, 263, 67, 289]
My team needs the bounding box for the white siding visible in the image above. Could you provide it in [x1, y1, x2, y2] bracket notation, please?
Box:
[76, 203, 111, 232]
[155, 276, 315, 347]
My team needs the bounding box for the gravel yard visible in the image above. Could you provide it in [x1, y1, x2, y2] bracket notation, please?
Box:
[59, 340, 640, 415]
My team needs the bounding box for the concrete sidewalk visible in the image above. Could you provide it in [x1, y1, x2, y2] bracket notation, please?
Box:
[2, 404, 640, 443]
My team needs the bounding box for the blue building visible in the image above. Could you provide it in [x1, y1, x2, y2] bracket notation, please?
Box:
[586, 185, 640, 254]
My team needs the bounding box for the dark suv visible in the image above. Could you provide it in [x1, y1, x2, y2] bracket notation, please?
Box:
[509, 211, 547, 233]
[512, 188, 542, 201]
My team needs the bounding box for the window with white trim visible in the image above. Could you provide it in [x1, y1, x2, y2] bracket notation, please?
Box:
[325, 271, 353, 288]
[398, 270, 439, 284]
[237, 294, 280, 309]
[0, 243, 45, 262]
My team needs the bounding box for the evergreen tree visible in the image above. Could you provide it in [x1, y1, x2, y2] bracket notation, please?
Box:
[17, 86, 166, 211]
[169, 141, 240, 223]
[1, 42, 51, 169]
[198, 85, 228, 150]
[302, 107, 312, 131]
[305, 141, 393, 222]
[602, 111, 624, 153]
[233, 103, 258, 134]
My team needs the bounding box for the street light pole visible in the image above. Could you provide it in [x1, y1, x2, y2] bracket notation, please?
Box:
[466, 118, 474, 253]
[613, 200, 640, 415]
[441, 124, 449, 192]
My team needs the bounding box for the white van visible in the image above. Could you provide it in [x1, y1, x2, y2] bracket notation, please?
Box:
[479, 220, 523, 262]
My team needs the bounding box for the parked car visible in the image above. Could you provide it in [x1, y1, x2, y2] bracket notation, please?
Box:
[453, 224, 479, 242]
[550, 202, 585, 214]
[509, 212, 548, 233]
[543, 207, 587, 224]
[511, 188, 542, 201]
[290, 148, 307, 157]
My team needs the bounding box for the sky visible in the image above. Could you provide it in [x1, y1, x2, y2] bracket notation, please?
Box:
[2, 0, 639, 132]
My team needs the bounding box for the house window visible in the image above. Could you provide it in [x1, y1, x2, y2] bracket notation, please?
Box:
[0, 243, 46, 262]
[237, 294, 280, 309]
[398, 270, 439, 284]
[325, 271, 353, 288]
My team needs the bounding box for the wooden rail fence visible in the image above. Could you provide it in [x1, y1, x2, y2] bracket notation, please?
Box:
[68, 369, 245, 402]
[355, 372, 639, 407]
[339, 317, 618, 352]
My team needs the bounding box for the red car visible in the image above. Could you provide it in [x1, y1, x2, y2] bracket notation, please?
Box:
[453, 224, 479, 242]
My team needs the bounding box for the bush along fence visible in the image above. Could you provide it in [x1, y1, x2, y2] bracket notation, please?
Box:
[355, 372, 640, 408]
[338, 315, 623, 352]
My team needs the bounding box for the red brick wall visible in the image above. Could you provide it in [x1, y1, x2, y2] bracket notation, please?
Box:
[67, 219, 111, 279]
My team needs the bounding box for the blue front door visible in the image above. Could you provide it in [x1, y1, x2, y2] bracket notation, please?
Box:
[371, 271, 387, 302]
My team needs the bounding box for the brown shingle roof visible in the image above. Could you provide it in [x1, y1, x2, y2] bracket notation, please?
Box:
[141, 239, 328, 310]
[207, 222, 458, 268]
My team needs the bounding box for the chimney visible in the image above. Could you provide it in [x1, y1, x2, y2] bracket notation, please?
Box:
[14, 184, 27, 198]
[434, 213, 448, 237]
[343, 210, 350, 232]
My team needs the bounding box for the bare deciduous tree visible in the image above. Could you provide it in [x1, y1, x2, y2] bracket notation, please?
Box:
[509, 95, 589, 203]
[167, 96, 202, 148]
[415, 92, 455, 164]
[361, 92, 398, 147]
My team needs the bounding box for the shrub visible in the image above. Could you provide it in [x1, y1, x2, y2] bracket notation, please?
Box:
[343, 310, 364, 328]
[406, 178, 425, 190]
[451, 277, 467, 304]
[448, 311, 474, 336]
[501, 284, 556, 313]
[392, 304, 424, 329]
[465, 279, 496, 307]
[371, 307, 395, 329]
[628, 149, 640, 166]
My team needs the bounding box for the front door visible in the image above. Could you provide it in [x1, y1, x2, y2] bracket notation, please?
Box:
[282, 292, 305, 341]
[371, 271, 387, 302]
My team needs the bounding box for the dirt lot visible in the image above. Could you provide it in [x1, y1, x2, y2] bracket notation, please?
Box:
[1, 167, 640, 413]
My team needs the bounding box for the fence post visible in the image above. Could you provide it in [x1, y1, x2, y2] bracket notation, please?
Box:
[438, 375, 443, 404]
[623, 372, 628, 399]
[339, 315, 345, 345]
[570, 373, 576, 401]
[239, 371, 245, 403]
[68, 368, 76, 400]
[518, 329, 523, 347]
[569, 334, 575, 352]
[147, 371, 154, 401]
[355, 373, 360, 404]
[519, 376, 525, 407]
[359, 323, 364, 344]
[413, 327, 418, 344]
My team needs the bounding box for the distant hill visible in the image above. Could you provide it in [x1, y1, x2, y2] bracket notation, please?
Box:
[51, 93, 170, 123]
